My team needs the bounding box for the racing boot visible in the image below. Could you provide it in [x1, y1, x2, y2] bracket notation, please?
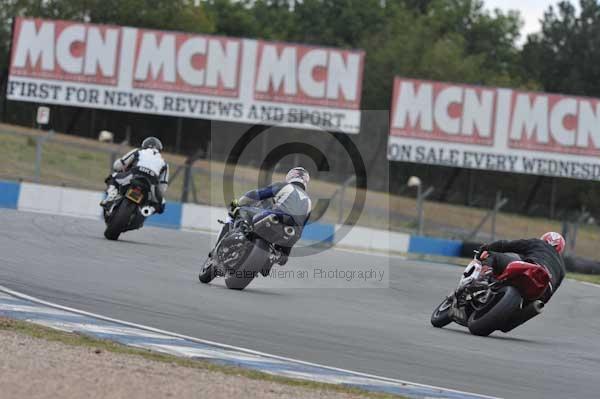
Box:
[277, 254, 288, 266]
[100, 185, 119, 207]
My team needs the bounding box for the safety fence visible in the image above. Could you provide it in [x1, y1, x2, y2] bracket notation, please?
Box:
[3, 179, 600, 274]
[2, 126, 600, 261]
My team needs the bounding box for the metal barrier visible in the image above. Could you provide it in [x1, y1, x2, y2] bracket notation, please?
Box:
[2, 126, 600, 260]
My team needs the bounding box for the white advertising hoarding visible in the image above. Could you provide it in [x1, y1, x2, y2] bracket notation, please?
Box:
[7, 17, 364, 133]
[388, 77, 600, 180]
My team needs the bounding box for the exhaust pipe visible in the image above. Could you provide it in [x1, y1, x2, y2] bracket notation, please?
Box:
[141, 206, 156, 217]
[501, 300, 544, 333]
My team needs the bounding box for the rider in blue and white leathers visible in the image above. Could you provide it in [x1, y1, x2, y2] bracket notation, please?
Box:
[214, 167, 311, 265]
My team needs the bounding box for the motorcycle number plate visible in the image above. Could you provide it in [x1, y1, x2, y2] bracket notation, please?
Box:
[125, 188, 143, 204]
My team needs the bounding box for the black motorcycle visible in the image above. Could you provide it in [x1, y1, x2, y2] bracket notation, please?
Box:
[103, 170, 159, 241]
[199, 207, 301, 290]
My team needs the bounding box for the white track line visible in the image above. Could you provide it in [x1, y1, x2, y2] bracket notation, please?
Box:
[0, 284, 500, 399]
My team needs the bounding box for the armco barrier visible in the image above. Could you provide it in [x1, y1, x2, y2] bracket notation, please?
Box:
[146, 202, 182, 229]
[181, 203, 226, 232]
[2, 180, 467, 257]
[6, 180, 600, 274]
[1, 181, 336, 244]
[302, 222, 335, 243]
[13, 180, 179, 225]
[408, 236, 464, 257]
[181, 203, 334, 243]
[0, 181, 20, 209]
[18, 182, 102, 220]
[335, 224, 410, 253]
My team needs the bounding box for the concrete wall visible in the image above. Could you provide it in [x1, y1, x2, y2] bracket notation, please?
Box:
[0, 180, 464, 256]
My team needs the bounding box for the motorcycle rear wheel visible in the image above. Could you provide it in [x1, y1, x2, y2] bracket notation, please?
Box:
[225, 239, 269, 291]
[431, 297, 453, 328]
[468, 286, 522, 336]
[104, 200, 136, 241]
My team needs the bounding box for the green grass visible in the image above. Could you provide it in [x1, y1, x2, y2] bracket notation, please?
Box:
[0, 132, 211, 202]
[0, 131, 363, 224]
[0, 132, 37, 180]
[0, 317, 404, 398]
[567, 273, 600, 285]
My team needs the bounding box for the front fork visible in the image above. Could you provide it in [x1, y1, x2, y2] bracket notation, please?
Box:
[450, 281, 495, 326]
[449, 295, 469, 326]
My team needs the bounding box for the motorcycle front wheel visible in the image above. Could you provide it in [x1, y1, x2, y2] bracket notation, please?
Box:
[467, 286, 522, 336]
[198, 258, 216, 284]
[431, 297, 453, 328]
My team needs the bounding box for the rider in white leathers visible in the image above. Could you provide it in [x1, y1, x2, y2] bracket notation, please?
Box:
[100, 137, 169, 213]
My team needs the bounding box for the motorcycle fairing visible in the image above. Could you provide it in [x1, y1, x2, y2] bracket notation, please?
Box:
[496, 261, 551, 301]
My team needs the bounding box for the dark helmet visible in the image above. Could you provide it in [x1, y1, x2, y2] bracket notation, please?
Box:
[141, 136, 163, 151]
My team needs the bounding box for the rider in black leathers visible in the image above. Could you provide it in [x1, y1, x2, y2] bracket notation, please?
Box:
[479, 232, 566, 303]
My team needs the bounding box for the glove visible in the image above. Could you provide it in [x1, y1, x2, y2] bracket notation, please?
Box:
[476, 245, 488, 260]
[104, 173, 115, 185]
[228, 199, 240, 218]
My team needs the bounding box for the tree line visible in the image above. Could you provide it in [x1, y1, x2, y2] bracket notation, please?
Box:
[1, 0, 599, 220]
[1, 0, 599, 107]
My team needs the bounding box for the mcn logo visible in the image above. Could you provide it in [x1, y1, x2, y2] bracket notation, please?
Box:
[390, 78, 600, 156]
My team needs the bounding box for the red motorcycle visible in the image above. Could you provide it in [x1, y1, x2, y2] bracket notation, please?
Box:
[431, 252, 551, 336]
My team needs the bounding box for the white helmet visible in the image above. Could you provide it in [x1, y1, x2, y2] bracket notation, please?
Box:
[286, 167, 310, 189]
[141, 136, 163, 151]
[540, 231, 566, 254]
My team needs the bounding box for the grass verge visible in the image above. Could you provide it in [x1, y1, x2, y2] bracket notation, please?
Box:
[0, 317, 404, 399]
[567, 273, 600, 286]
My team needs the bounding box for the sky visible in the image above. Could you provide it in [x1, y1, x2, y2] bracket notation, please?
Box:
[484, 0, 581, 42]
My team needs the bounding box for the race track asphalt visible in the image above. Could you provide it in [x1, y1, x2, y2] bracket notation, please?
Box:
[1, 209, 598, 399]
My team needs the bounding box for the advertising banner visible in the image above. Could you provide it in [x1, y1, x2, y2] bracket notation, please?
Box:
[388, 77, 600, 180]
[7, 17, 364, 133]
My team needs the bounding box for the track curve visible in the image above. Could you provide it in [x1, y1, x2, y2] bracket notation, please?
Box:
[1, 209, 599, 398]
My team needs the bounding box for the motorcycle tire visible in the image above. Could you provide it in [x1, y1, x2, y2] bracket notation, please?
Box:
[198, 258, 216, 284]
[225, 238, 269, 291]
[104, 200, 136, 241]
[467, 286, 522, 337]
[431, 297, 453, 328]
